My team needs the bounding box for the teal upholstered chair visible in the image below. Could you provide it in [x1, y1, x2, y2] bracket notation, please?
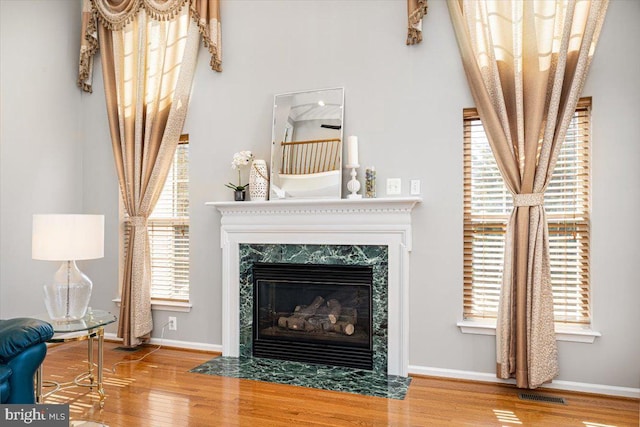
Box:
[0, 318, 54, 404]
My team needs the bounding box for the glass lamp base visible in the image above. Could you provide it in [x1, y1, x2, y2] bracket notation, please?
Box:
[43, 260, 92, 321]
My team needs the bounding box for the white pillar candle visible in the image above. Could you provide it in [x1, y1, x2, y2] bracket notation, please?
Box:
[347, 136, 359, 167]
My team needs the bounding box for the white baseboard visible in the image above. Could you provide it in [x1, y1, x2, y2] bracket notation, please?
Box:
[408, 365, 640, 399]
[100, 334, 638, 398]
[104, 332, 223, 353]
[104, 333, 122, 342]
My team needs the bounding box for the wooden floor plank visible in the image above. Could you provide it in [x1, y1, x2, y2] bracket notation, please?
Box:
[39, 341, 639, 426]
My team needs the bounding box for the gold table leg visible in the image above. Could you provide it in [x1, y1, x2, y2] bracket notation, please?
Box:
[97, 327, 106, 408]
[38, 327, 107, 408]
[87, 332, 95, 386]
[36, 365, 43, 403]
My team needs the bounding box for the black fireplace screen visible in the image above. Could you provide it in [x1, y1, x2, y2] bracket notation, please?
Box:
[253, 263, 373, 370]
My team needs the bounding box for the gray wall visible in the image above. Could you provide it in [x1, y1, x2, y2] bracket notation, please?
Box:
[1, 0, 638, 390]
[0, 1, 85, 315]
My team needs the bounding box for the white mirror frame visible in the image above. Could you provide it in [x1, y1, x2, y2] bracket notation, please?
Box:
[269, 87, 345, 200]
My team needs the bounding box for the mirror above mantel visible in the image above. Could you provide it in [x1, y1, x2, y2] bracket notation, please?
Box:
[269, 87, 345, 200]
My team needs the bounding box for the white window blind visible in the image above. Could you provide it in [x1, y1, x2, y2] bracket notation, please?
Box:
[123, 135, 190, 301]
[463, 98, 591, 325]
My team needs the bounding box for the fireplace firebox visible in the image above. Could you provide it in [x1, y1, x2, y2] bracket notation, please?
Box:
[252, 263, 373, 370]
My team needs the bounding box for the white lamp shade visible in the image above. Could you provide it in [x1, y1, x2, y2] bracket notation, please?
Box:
[32, 214, 104, 261]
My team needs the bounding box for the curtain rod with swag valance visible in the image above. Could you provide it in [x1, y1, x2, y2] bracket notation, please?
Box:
[407, 0, 428, 45]
[78, 0, 222, 93]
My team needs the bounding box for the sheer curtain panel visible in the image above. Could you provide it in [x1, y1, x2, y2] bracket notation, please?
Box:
[448, 0, 607, 388]
[81, 0, 206, 346]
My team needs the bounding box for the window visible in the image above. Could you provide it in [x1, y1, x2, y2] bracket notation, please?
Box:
[122, 135, 190, 301]
[463, 99, 591, 326]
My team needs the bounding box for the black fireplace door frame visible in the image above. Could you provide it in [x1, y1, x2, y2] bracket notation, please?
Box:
[252, 262, 374, 370]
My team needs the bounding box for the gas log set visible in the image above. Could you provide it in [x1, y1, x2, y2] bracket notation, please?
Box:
[277, 295, 358, 336]
[252, 263, 374, 369]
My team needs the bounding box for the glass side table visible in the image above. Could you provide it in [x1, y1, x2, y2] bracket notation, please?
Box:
[33, 309, 117, 408]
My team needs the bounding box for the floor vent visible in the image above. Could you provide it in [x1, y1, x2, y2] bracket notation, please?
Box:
[518, 392, 566, 405]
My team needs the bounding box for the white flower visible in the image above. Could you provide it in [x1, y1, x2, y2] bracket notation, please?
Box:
[231, 150, 254, 169]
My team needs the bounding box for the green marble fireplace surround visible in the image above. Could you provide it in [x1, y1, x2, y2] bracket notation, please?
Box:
[239, 243, 389, 372]
[192, 243, 413, 399]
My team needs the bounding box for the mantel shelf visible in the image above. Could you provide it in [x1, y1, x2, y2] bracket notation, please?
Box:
[205, 196, 422, 216]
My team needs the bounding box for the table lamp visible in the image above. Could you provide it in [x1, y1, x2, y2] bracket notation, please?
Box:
[32, 214, 104, 321]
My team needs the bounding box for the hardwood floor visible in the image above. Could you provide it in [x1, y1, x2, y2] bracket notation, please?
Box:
[40, 341, 639, 426]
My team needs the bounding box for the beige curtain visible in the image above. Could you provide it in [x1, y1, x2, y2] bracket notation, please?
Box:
[83, 0, 203, 346]
[448, 0, 607, 388]
[407, 0, 429, 45]
[79, 0, 221, 93]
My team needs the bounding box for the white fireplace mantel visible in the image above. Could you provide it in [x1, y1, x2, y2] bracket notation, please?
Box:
[206, 197, 421, 376]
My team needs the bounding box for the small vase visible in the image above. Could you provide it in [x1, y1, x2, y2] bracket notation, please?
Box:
[234, 190, 246, 201]
[249, 159, 269, 201]
[365, 167, 376, 198]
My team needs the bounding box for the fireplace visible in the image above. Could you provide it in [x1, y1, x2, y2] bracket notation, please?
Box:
[208, 197, 421, 376]
[253, 263, 373, 369]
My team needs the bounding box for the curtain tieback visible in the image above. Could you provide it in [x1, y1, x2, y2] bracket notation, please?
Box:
[513, 193, 544, 207]
[130, 216, 147, 227]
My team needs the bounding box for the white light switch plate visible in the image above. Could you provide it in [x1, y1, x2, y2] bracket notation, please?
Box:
[410, 179, 421, 195]
[386, 178, 401, 195]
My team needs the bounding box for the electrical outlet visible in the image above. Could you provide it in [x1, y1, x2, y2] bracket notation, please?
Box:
[410, 179, 421, 195]
[386, 178, 401, 195]
[168, 316, 177, 331]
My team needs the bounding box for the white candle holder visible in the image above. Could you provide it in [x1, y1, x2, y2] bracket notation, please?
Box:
[346, 165, 362, 199]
